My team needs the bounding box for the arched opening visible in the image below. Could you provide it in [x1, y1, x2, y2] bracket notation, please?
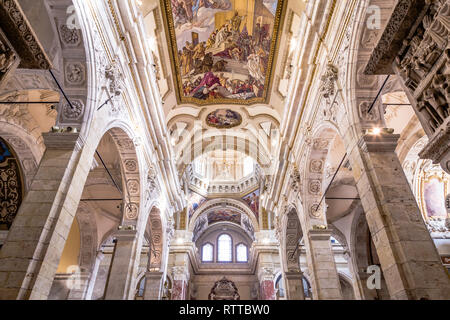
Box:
[48, 127, 141, 300]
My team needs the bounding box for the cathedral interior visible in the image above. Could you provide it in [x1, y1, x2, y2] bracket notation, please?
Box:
[0, 0, 449, 301]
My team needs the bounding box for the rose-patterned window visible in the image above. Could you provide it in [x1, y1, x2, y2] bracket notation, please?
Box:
[0, 137, 23, 230]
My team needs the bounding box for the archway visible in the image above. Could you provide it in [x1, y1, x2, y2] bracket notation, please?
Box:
[48, 126, 142, 300]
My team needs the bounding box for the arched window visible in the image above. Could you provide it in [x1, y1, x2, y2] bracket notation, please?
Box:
[236, 243, 248, 262]
[202, 243, 214, 262]
[217, 234, 232, 262]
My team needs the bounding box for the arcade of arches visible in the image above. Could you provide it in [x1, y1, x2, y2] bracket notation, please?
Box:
[0, 0, 449, 300]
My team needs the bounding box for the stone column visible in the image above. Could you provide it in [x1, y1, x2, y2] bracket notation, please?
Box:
[85, 251, 104, 300]
[258, 267, 276, 300]
[171, 266, 189, 300]
[143, 271, 164, 300]
[351, 133, 450, 300]
[284, 271, 305, 300]
[304, 229, 343, 300]
[0, 132, 88, 300]
[104, 229, 138, 300]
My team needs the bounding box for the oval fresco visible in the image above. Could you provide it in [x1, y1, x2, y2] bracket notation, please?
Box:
[206, 109, 242, 128]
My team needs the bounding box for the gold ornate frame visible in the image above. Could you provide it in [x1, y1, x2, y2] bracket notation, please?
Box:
[419, 171, 448, 221]
[160, 0, 287, 106]
[205, 109, 243, 129]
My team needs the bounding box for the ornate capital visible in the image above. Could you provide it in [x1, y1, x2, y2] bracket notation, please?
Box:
[172, 266, 190, 281]
[113, 229, 137, 242]
[258, 266, 275, 282]
[43, 132, 83, 151]
[320, 63, 338, 100]
[289, 167, 301, 194]
[358, 133, 400, 153]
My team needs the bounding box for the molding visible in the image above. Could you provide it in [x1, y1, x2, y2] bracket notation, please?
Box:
[42, 132, 84, 150]
[358, 133, 400, 153]
[364, 0, 427, 75]
[0, 0, 52, 69]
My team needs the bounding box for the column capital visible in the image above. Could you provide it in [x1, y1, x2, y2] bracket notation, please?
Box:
[258, 266, 275, 282]
[172, 266, 190, 281]
[145, 271, 164, 279]
[43, 132, 84, 150]
[113, 229, 137, 241]
[358, 133, 400, 153]
[307, 229, 333, 241]
[284, 270, 303, 279]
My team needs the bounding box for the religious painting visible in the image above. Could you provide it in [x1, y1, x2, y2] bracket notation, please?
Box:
[423, 177, 447, 218]
[242, 189, 259, 219]
[188, 190, 207, 219]
[207, 209, 241, 225]
[0, 138, 23, 230]
[241, 213, 255, 240]
[193, 214, 208, 241]
[206, 109, 242, 128]
[162, 0, 286, 105]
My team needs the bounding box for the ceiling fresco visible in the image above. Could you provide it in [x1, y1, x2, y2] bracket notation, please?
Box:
[162, 0, 286, 105]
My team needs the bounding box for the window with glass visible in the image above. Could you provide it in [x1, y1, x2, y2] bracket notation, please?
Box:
[217, 234, 232, 262]
[236, 243, 248, 262]
[202, 243, 213, 262]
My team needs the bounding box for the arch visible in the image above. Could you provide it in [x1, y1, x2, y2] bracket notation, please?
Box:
[302, 124, 344, 222]
[177, 130, 273, 174]
[0, 123, 41, 191]
[188, 198, 260, 234]
[338, 273, 355, 300]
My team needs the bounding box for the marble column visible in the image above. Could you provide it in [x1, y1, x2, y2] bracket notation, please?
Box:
[143, 271, 164, 300]
[305, 229, 343, 300]
[171, 266, 189, 300]
[258, 268, 276, 300]
[351, 133, 450, 300]
[284, 271, 305, 300]
[0, 132, 88, 300]
[104, 229, 138, 300]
